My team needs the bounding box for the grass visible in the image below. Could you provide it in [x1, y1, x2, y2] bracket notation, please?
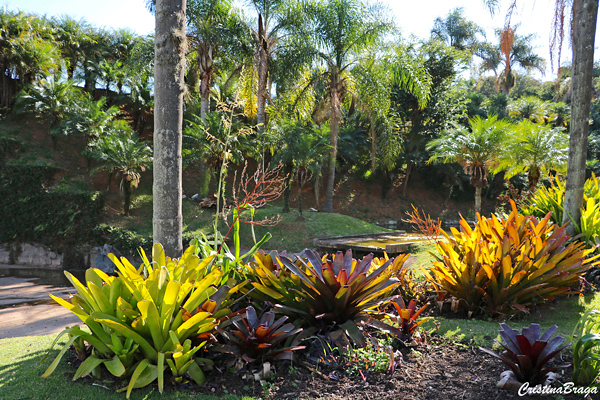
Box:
[433, 291, 600, 348]
[0, 334, 253, 400]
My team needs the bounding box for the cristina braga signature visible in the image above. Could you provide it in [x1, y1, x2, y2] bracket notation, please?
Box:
[518, 382, 598, 396]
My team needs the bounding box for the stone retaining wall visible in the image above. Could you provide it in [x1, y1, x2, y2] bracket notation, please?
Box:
[0, 243, 94, 270]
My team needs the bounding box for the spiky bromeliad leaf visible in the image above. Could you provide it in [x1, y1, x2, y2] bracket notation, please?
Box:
[43, 243, 237, 398]
[245, 248, 405, 345]
[215, 306, 305, 363]
[479, 323, 570, 385]
[423, 200, 598, 317]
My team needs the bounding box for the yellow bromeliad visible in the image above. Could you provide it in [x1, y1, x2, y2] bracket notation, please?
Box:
[424, 200, 599, 317]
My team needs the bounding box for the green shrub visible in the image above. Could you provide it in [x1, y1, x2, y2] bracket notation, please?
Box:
[43, 244, 240, 398]
[522, 173, 600, 247]
[425, 201, 597, 317]
[93, 224, 153, 256]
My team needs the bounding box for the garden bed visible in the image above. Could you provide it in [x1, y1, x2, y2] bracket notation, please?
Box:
[67, 337, 583, 400]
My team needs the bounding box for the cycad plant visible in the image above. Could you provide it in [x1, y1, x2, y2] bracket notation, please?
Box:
[13, 78, 81, 146]
[496, 120, 568, 192]
[89, 126, 152, 215]
[427, 115, 510, 214]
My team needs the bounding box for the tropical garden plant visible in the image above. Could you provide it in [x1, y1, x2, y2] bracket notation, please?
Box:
[480, 323, 570, 387]
[427, 115, 510, 214]
[387, 297, 431, 343]
[305, 0, 394, 212]
[42, 244, 242, 398]
[88, 127, 153, 216]
[496, 119, 568, 192]
[521, 173, 600, 247]
[424, 200, 598, 317]
[245, 248, 407, 346]
[13, 79, 82, 146]
[572, 310, 600, 388]
[214, 306, 305, 363]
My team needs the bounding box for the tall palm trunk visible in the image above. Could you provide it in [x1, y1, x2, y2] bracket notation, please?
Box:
[256, 48, 268, 131]
[528, 167, 541, 192]
[256, 13, 269, 132]
[199, 45, 213, 121]
[121, 178, 132, 216]
[282, 163, 294, 213]
[562, 0, 599, 234]
[323, 80, 341, 213]
[369, 113, 377, 172]
[153, 0, 186, 257]
[474, 185, 482, 215]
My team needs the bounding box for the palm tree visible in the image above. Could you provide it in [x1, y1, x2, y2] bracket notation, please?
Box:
[307, 0, 393, 212]
[477, 27, 545, 94]
[427, 115, 510, 214]
[183, 111, 247, 196]
[431, 8, 484, 52]
[496, 119, 568, 192]
[51, 15, 91, 80]
[13, 79, 81, 146]
[353, 45, 431, 173]
[507, 96, 548, 123]
[89, 128, 153, 216]
[554, 0, 598, 233]
[246, 0, 311, 131]
[187, 0, 252, 121]
[271, 118, 329, 214]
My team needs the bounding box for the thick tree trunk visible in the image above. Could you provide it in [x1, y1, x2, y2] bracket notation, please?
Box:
[153, 0, 187, 257]
[562, 0, 598, 235]
[322, 86, 341, 213]
[475, 185, 482, 215]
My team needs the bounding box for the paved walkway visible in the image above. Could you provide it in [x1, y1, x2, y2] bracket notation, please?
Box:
[0, 276, 81, 339]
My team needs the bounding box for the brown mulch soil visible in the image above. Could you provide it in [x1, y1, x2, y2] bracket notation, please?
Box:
[185, 337, 585, 400]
